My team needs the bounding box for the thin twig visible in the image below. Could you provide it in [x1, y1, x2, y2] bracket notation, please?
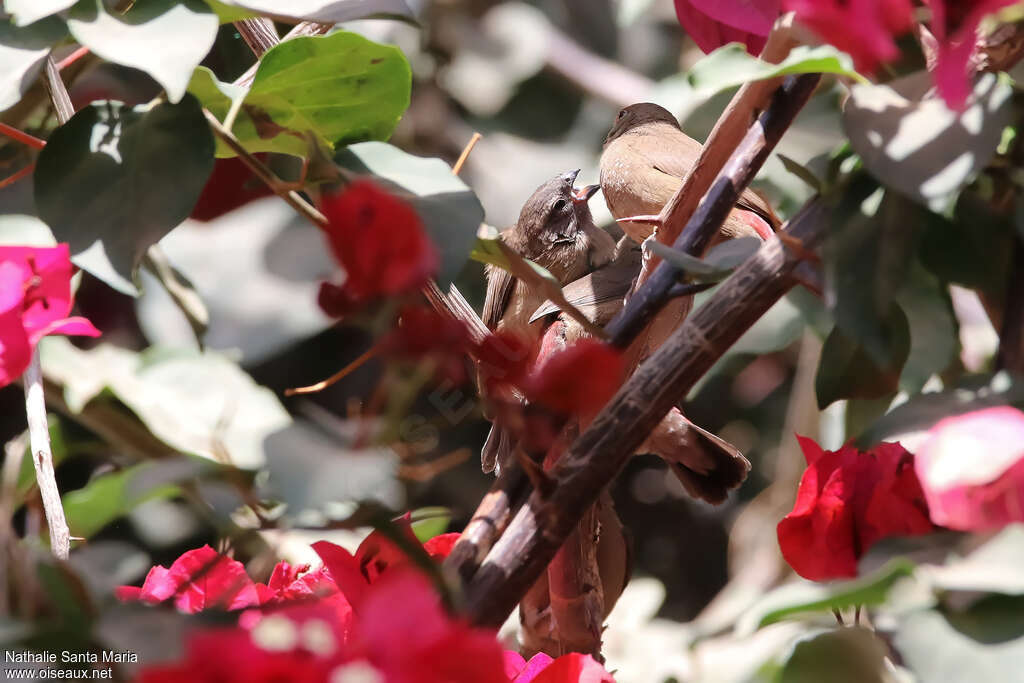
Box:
[0, 122, 46, 150]
[56, 46, 90, 72]
[452, 132, 481, 176]
[285, 346, 380, 396]
[0, 164, 34, 190]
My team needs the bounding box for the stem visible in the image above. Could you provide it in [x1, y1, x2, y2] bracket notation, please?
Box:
[0, 164, 34, 190]
[0, 122, 46, 150]
[23, 356, 69, 559]
[452, 132, 482, 176]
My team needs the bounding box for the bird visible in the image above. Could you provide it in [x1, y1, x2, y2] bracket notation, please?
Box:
[600, 102, 778, 246]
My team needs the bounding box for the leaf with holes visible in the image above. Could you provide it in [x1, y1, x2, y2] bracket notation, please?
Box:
[67, 0, 217, 103]
[189, 31, 410, 158]
[34, 96, 214, 295]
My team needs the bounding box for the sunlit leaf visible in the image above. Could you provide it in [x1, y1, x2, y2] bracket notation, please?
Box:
[687, 44, 865, 96]
[0, 17, 67, 112]
[216, 0, 414, 23]
[67, 0, 218, 103]
[62, 463, 182, 539]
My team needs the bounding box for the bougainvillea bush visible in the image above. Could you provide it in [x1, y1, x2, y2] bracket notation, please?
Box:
[3, 0, 1024, 681]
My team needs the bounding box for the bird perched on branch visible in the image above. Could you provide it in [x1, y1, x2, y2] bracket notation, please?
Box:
[600, 102, 778, 245]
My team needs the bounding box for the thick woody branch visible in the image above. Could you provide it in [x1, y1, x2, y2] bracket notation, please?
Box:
[464, 197, 829, 626]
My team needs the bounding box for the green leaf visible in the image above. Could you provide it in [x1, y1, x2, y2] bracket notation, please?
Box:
[410, 507, 451, 542]
[738, 559, 916, 634]
[894, 596, 1024, 683]
[897, 260, 957, 394]
[924, 525, 1024, 595]
[4, 0, 76, 27]
[778, 627, 895, 683]
[62, 463, 181, 539]
[645, 236, 760, 282]
[825, 185, 918, 368]
[844, 71, 1012, 211]
[0, 214, 56, 246]
[777, 153, 822, 193]
[687, 44, 865, 96]
[215, 0, 414, 23]
[190, 31, 411, 158]
[39, 338, 291, 468]
[34, 97, 214, 295]
[855, 372, 1024, 449]
[336, 142, 483, 287]
[67, 0, 218, 103]
[202, 0, 257, 22]
[815, 304, 911, 409]
[0, 16, 67, 112]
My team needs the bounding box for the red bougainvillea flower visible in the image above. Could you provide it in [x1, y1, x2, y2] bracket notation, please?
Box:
[190, 155, 274, 222]
[783, 0, 915, 73]
[673, 0, 780, 55]
[914, 406, 1024, 531]
[922, 0, 1020, 109]
[312, 515, 460, 612]
[504, 651, 616, 682]
[476, 330, 534, 397]
[318, 180, 438, 316]
[380, 306, 474, 385]
[0, 244, 100, 387]
[115, 545, 264, 613]
[777, 437, 933, 581]
[523, 339, 624, 419]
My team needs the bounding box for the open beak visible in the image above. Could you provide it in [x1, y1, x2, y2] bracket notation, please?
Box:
[572, 184, 600, 205]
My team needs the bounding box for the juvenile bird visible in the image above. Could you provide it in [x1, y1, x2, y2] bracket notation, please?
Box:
[600, 102, 778, 245]
[480, 170, 616, 472]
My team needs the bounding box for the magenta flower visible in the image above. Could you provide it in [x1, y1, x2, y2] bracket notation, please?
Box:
[673, 0, 781, 55]
[914, 406, 1024, 531]
[0, 244, 100, 387]
[783, 0, 915, 73]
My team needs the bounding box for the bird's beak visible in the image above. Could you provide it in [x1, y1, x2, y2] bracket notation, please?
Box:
[560, 169, 581, 185]
[572, 184, 601, 205]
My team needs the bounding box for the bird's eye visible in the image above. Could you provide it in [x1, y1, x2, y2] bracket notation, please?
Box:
[617, 109, 627, 119]
[552, 199, 568, 213]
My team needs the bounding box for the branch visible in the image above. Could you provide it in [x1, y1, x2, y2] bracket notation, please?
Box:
[464, 197, 830, 627]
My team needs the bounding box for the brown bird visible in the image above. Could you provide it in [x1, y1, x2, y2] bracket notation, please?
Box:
[600, 102, 778, 245]
[480, 170, 616, 473]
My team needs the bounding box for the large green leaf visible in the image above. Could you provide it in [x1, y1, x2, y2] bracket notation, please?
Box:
[34, 96, 214, 295]
[686, 44, 865, 97]
[815, 304, 911, 409]
[924, 525, 1024, 595]
[39, 338, 290, 469]
[844, 71, 1012, 211]
[737, 560, 916, 634]
[0, 16, 67, 112]
[897, 261, 958, 394]
[67, 0, 217, 103]
[215, 0, 414, 23]
[337, 142, 484, 287]
[190, 31, 411, 158]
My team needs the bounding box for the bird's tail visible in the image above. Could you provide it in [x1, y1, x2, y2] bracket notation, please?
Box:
[640, 407, 750, 504]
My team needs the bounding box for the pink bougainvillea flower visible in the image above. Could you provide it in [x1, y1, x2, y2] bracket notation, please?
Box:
[922, 0, 1020, 109]
[784, 0, 915, 73]
[504, 651, 615, 683]
[0, 244, 100, 387]
[318, 180, 438, 317]
[777, 437, 933, 581]
[914, 406, 1024, 531]
[673, 0, 781, 55]
[115, 545, 264, 613]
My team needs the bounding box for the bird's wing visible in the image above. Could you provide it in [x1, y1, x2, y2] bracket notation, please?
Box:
[482, 264, 516, 330]
[529, 247, 641, 325]
[638, 130, 780, 231]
